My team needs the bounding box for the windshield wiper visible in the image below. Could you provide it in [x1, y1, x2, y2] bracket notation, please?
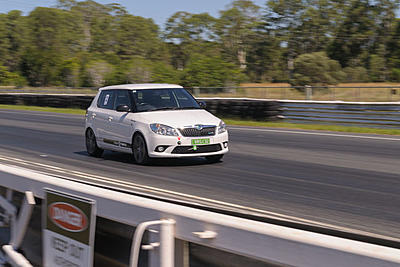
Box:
[176, 107, 201, 110]
[152, 107, 179, 111]
[145, 106, 201, 112]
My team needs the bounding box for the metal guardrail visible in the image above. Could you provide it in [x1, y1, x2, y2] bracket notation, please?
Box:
[280, 100, 400, 128]
[1, 164, 400, 267]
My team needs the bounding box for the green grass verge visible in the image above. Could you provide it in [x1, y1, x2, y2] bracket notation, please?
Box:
[0, 104, 86, 115]
[1, 104, 399, 136]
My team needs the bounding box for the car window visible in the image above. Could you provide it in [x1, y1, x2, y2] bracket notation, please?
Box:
[115, 90, 132, 109]
[173, 88, 198, 108]
[97, 90, 116, 110]
[142, 90, 175, 107]
[132, 88, 199, 112]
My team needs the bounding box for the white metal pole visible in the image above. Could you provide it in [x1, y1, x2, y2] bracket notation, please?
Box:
[160, 219, 175, 267]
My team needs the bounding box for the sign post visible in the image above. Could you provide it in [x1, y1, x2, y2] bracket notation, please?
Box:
[42, 189, 96, 267]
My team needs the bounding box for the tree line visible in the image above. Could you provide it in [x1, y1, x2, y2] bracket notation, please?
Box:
[0, 0, 399, 88]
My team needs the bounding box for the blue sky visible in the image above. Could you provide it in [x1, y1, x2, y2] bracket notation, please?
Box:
[0, 0, 267, 26]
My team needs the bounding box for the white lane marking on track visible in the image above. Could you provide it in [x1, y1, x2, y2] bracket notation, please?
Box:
[0, 154, 393, 239]
[0, 155, 356, 228]
[228, 127, 400, 141]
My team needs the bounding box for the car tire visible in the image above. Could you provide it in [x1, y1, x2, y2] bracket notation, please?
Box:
[205, 154, 224, 163]
[86, 128, 103, 157]
[132, 134, 150, 165]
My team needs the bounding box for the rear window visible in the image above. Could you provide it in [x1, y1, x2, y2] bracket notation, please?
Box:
[97, 90, 115, 109]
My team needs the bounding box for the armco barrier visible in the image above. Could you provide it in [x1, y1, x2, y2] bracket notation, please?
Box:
[1, 164, 400, 267]
[0, 94, 283, 121]
[281, 100, 400, 128]
[199, 97, 282, 121]
[0, 93, 93, 109]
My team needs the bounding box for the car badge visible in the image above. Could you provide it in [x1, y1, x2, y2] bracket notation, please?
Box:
[195, 125, 203, 130]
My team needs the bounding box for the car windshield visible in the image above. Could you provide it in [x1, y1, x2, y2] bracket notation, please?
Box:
[132, 88, 201, 112]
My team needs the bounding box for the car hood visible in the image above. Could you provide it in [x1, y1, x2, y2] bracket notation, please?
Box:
[133, 109, 221, 128]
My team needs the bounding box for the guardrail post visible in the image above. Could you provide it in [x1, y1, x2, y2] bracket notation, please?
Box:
[305, 85, 312, 100]
[194, 87, 200, 97]
[331, 87, 336, 101]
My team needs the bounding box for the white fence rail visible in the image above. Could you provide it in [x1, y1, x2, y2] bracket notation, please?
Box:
[280, 100, 400, 128]
[1, 163, 400, 267]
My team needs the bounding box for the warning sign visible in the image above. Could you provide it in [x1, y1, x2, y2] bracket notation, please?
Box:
[43, 189, 96, 267]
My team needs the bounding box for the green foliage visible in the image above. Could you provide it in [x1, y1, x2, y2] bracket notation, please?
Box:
[290, 52, 345, 86]
[85, 60, 113, 87]
[60, 59, 80, 87]
[391, 68, 400, 82]
[343, 67, 369, 82]
[216, 0, 262, 69]
[165, 11, 218, 69]
[151, 62, 180, 84]
[115, 15, 163, 60]
[0, 0, 400, 87]
[0, 65, 26, 86]
[181, 54, 245, 87]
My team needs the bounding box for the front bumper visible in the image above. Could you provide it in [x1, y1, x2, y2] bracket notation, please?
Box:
[147, 131, 229, 158]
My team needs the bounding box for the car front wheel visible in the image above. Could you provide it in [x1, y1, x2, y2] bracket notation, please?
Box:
[132, 134, 150, 165]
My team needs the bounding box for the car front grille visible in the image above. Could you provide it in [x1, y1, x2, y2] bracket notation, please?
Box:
[171, 144, 222, 154]
[179, 126, 216, 137]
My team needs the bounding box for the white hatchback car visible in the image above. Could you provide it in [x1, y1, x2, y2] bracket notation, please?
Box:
[85, 84, 229, 164]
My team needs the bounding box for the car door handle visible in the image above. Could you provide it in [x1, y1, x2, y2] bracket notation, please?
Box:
[108, 116, 113, 122]
[91, 113, 96, 119]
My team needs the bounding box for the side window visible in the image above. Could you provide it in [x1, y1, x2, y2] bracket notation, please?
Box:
[97, 90, 115, 110]
[115, 90, 132, 109]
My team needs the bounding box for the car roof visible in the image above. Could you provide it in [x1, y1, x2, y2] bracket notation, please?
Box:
[99, 83, 183, 91]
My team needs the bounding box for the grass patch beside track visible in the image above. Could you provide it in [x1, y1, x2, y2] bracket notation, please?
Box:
[0, 104, 86, 115]
[1, 104, 400, 136]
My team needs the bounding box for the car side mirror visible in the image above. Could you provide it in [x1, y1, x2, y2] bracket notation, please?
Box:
[116, 104, 131, 112]
[198, 101, 207, 109]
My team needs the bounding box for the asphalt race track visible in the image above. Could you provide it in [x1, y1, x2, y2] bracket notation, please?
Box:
[0, 109, 399, 241]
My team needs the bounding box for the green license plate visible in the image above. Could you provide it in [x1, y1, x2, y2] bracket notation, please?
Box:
[191, 138, 210, 145]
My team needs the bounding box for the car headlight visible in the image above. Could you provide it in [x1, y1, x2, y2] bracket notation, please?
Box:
[150, 123, 179, 136]
[218, 120, 226, 134]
